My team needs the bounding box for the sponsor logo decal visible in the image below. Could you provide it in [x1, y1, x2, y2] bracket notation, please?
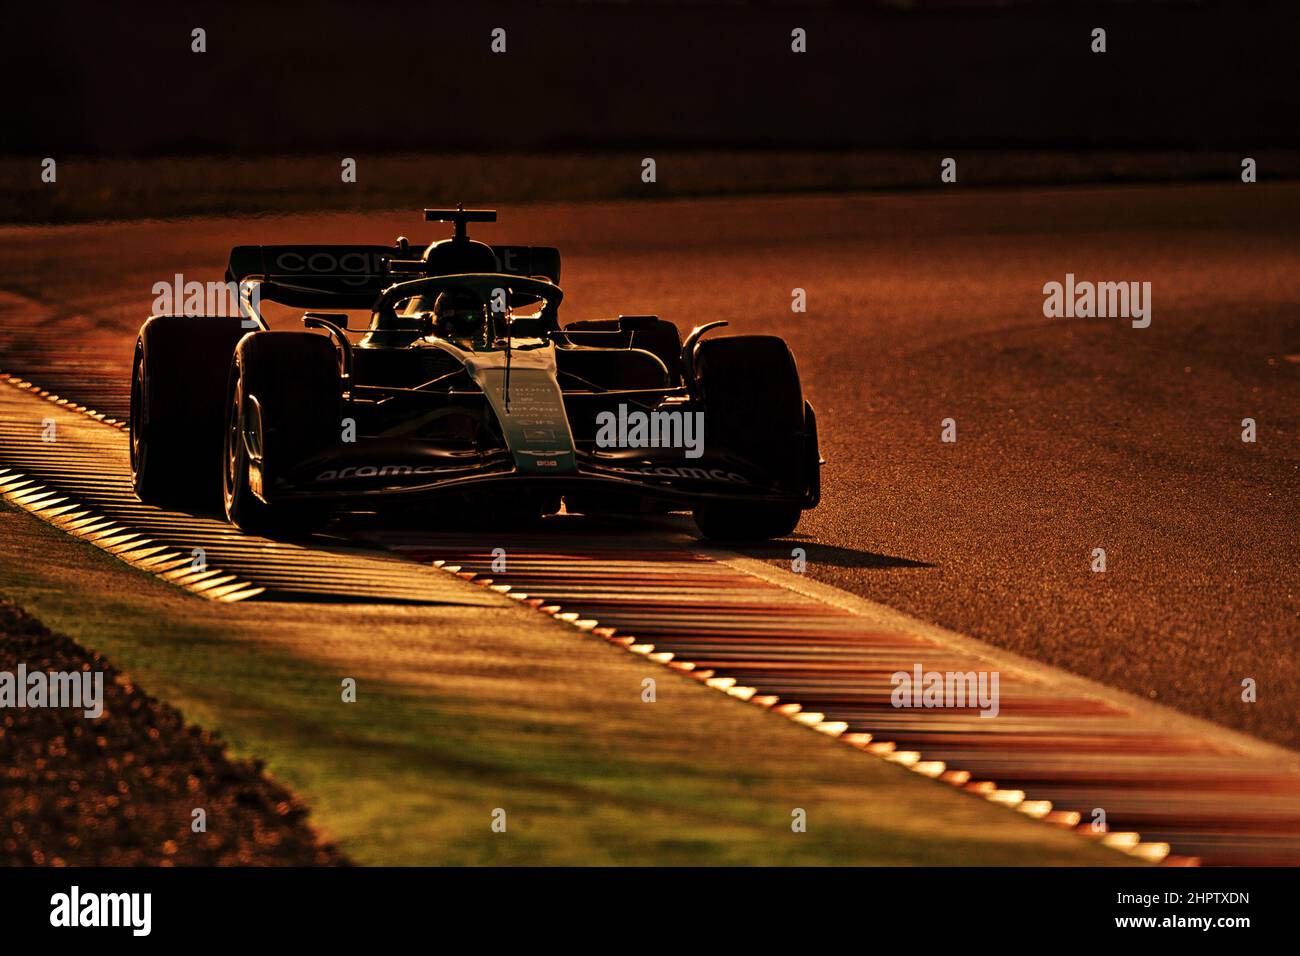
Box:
[273, 250, 388, 285]
[611, 464, 748, 484]
[315, 464, 441, 481]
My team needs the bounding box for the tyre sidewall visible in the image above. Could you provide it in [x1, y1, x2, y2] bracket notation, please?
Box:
[223, 332, 340, 533]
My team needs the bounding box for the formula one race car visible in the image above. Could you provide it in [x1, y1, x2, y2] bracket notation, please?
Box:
[129, 207, 820, 540]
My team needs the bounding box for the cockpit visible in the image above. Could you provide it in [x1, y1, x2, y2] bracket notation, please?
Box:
[364, 275, 563, 352]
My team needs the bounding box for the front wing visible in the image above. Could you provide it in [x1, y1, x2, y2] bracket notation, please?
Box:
[266, 440, 819, 511]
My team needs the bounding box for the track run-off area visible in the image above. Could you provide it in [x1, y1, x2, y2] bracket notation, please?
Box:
[3, 374, 1298, 865]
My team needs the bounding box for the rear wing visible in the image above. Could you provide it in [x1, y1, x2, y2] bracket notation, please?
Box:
[226, 242, 561, 308]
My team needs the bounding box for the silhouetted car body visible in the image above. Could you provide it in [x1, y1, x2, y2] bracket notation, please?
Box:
[129, 208, 820, 540]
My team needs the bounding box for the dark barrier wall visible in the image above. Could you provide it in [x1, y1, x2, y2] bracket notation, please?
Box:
[6, 0, 1296, 154]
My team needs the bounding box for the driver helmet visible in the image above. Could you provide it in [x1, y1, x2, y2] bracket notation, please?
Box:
[432, 289, 484, 338]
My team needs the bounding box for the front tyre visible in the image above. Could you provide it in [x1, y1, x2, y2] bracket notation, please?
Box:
[223, 332, 339, 537]
[690, 334, 809, 542]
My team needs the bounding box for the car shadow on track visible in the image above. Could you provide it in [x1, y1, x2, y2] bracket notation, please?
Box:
[333, 510, 935, 572]
[721, 539, 936, 570]
[332, 509, 697, 547]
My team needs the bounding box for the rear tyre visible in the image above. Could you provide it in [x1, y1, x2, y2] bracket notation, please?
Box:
[223, 332, 340, 536]
[690, 335, 807, 542]
[130, 316, 250, 507]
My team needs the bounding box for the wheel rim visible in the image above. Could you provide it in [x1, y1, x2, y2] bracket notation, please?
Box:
[129, 348, 145, 472]
[223, 374, 242, 511]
